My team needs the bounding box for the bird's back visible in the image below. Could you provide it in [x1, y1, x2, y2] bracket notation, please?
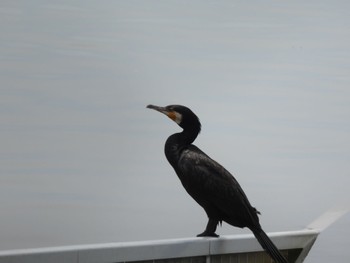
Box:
[175, 144, 260, 230]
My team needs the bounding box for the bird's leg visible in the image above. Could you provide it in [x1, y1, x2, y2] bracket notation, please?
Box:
[197, 218, 219, 237]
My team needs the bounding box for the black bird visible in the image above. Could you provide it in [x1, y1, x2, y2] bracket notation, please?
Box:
[147, 104, 288, 263]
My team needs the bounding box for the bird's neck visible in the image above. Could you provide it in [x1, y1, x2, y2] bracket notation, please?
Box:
[164, 128, 199, 168]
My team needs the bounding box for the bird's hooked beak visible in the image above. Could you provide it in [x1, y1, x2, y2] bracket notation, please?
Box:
[147, 104, 182, 124]
[147, 104, 168, 114]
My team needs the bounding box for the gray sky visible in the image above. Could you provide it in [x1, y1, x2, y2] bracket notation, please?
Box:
[1, 1, 350, 262]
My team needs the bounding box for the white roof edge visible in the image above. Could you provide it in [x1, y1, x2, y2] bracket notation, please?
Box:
[307, 205, 349, 232]
[0, 209, 347, 263]
[209, 229, 319, 255]
[0, 229, 318, 259]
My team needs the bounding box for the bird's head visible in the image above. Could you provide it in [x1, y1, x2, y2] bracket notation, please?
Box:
[147, 104, 201, 132]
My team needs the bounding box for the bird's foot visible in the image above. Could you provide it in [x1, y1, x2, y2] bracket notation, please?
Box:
[197, 231, 219, 238]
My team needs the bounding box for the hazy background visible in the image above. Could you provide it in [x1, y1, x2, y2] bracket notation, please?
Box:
[1, 1, 349, 262]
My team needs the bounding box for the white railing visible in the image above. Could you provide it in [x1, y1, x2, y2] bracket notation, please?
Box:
[0, 207, 347, 263]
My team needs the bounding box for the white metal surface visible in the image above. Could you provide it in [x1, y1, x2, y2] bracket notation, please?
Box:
[0, 208, 347, 263]
[307, 206, 349, 231]
[0, 230, 318, 263]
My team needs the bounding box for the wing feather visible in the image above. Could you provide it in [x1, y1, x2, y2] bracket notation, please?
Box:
[177, 145, 260, 228]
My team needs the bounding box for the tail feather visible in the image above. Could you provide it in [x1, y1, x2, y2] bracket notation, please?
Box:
[252, 228, 288, 263]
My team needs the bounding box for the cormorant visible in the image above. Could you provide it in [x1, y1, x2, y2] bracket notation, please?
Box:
[147, 104, 288, 263]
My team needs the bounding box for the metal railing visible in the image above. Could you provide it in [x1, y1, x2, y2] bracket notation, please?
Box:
[0, 207, 347, 263]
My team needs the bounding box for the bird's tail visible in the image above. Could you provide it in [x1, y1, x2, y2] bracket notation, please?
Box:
[252, 228, 288, 263]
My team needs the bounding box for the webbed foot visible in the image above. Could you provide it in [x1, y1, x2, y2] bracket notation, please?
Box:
[196, 231, 219, 238]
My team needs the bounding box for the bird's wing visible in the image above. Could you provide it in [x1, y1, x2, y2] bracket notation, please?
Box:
[177, 145, 260, 228]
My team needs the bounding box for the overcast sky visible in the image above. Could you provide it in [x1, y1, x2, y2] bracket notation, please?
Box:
[1, 1, 350, 262]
